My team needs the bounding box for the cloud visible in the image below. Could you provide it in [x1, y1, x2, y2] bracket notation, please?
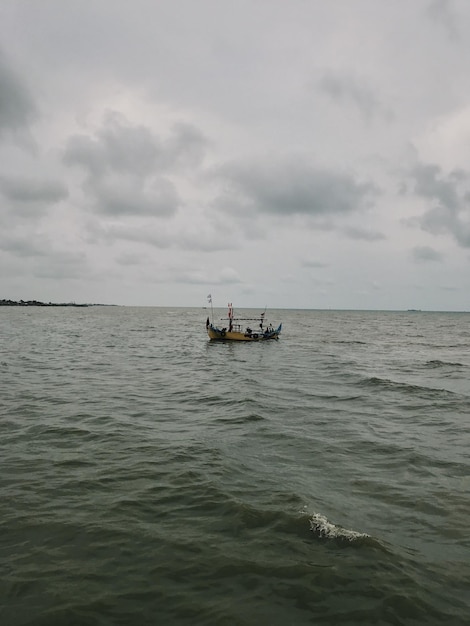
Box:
[85, 222, 172, 249]
[412, 245, 444, 263]
[342, 226, 386, 241]
[0, 234, 49, 258]
[164, 122, 210, 169]
[65, 113, 158, 177]
[410, 162, 460, 209]
[33, 251, 88, 279]
[0, 230, 87, 282]
[318, 71, 391, 122]
[0, 50, 37, 138]
[86, 173, 179, 217]
[63, 112, 208, 217]
[426, 0, 458, 39]
[2, 2, 470, 310]
[407, 161, 470, 247]
[218, 266, 241, 284]
[115, 252, 147, 266]
[64, 111, 208, 175]
[215, 157, 378, 220]
[0, 176, 68, 215]
[0, 226, 89, 278]
[85, 216, 238, 253]
[172, 265, 241, 286]
[301, 259, 328, 268]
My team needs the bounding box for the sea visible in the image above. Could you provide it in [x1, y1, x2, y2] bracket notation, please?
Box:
[1, 306, 469, 626]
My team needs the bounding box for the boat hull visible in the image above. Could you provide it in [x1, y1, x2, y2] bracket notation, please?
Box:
[207, 324, 281, 341]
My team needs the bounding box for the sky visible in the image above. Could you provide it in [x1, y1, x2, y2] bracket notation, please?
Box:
[1, 0, 470, 310]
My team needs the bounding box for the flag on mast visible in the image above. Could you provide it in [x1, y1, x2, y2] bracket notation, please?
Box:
[207, 294, 212, 304]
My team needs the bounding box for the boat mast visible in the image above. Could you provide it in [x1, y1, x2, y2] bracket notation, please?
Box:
[207, 294, 214, 324]
[260, 305, 266, 328]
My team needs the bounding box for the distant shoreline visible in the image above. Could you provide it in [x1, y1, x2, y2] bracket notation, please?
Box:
[0, 299, 112, 307]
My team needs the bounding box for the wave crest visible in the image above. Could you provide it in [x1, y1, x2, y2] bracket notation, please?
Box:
[309, 513, 369, 541]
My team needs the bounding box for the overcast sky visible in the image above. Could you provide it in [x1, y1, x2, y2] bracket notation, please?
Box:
[1, 0, 470, 310]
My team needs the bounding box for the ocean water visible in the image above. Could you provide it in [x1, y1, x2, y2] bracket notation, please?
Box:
[1, 306, 469, 626]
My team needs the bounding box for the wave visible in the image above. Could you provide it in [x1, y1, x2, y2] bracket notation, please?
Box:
[358, 376, 458, 398]
[214, 412, 266, 424]
[424, 359, 464, 369]
[331, 340, 367, 345]
[309, 512, 370, 542]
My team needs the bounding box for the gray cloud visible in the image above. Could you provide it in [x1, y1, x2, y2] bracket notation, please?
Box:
[0, 230, 88, 278]
[173, 266, 241, 285]
[318, 71, 391, 122]
[412, 245, 444, 263]
[115, 252, 147, 266]
[86, 174, 179, 217]
[0, 51, 37, 137]
[301, 259, 328, 268]
[87, 218, 237, 253]
[408, 162, 470, 247]
[64, 112, 208, 175]
[164, 122, 209, 170]
[65, 114, 158, 177]
[0, 234, 50, 257]
[0, 175, 68, 205]
[1, 2, 470, 309]
[342, 226, 386, 241]
[216, 158, 378, 219]
[85, 222, 172, 249]
[411, 163, 460, 209]
[33, 251, 88, 279]
[440, 285, 459, 291]
[63, 113, 208, 217]
[426, 0, 458, 39]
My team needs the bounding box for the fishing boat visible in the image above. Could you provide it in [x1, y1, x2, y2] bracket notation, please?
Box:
[205, 299, 282, 341]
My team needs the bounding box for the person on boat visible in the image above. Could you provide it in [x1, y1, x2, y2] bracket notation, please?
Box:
[206, 316, 210, 329]
[246, 327, 252, 336]
[229, 319, 233, 332]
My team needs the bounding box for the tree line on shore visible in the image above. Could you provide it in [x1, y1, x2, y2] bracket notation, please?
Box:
[0, 299, 90, 307]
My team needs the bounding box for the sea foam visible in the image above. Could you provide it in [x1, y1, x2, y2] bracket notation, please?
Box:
[309, 513, 370, 541]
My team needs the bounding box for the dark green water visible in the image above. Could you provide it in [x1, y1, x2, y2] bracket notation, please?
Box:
[1, 307, 469, 625]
